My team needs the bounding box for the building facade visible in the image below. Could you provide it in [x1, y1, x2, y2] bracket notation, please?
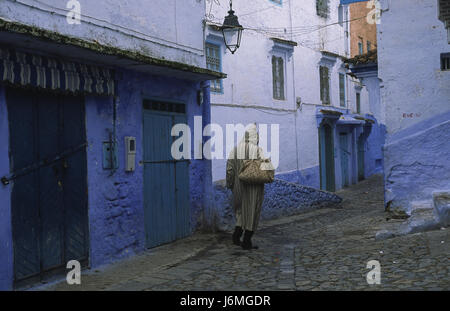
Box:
[377, 0, 450, 216]
[205, 0, 380, 193]
[349, 0, 377, 57]
[0, 0, 223, 290]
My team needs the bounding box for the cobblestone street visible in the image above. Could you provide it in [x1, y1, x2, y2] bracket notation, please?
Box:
[42, 175, 449, 291]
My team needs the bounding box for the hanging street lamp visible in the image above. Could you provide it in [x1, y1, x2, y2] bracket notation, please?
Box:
[221, 0, 243, 54]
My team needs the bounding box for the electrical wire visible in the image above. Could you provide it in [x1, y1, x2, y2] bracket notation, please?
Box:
[240, 0, 292, 17]
[205, 0, 371, 43]
[205, 11, 370, 53]
[205, 13, 368, 38]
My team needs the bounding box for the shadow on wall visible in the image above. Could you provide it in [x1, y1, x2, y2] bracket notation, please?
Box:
[211, 178, 342, 232]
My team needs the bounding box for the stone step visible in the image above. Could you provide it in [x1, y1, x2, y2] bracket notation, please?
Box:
[375, 200, 441, 240]
[410, 200, 434, 216]
[433, 190, 450, 227]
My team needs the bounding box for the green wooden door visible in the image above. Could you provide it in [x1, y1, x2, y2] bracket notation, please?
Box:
[319, 123, 335, 192]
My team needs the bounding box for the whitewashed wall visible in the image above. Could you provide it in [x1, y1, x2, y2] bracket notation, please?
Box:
[378, 0, 450, 137]
[378, 0, 450, 213]
[207, 0, 370, 182]
[0, 0, 207, 67]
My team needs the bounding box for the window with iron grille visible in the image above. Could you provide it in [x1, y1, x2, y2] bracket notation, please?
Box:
[320, 66, 330, 105]
[339, 73, 346, 107]
[316, 0, 329, 18]
[367, 41, 372, 52]
[441, 53, 450, 71]
[206, 43, 223, 93]
[272, 55, 285, 100]
[356, 93, 361, 114]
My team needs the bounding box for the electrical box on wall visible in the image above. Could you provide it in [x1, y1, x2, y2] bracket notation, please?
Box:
[125, 136, 136, 172]
[103, 141, 118, 170]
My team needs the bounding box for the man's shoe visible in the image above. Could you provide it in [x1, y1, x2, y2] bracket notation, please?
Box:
[241, 230, 258, 250]
[232, 226, 243, 246]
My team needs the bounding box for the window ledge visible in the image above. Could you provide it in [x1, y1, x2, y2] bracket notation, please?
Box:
[271, 37, 296, 53]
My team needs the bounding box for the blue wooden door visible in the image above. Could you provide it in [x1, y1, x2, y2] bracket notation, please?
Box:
[339, 133, 350, 188]
[6, 88, 88, 287]
[143, 101, 190, 249]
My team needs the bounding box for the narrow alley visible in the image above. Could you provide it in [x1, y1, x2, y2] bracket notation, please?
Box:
[41, 175, 449, 291]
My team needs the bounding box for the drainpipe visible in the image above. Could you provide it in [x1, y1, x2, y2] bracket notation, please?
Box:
[288, 0, 300, 175]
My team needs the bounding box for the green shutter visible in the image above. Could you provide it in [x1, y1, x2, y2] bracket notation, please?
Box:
[324, 67, 330, 104]
[320, 66, 330, 105]
[356, 93, 361, 114]
[272, 56, 285, 100]
[320, 66, 324, 102]
[339, 74, 346, 107]
[317, 0, 328, 17]
[272, 56, 277, 99]
[278, 57, 284, 100]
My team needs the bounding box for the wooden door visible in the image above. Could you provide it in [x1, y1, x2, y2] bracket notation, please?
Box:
[143, 101, 190, 248]
[6, 88, 88, 287]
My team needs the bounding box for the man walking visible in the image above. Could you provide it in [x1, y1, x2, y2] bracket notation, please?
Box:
[226, 123, 266, 250]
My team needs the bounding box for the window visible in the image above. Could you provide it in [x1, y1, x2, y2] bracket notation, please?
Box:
[338, 5, 344, 26]
[356, 93, 361, 114]
[441, 53, 450, 71]
[270, 0, 282, 4]
[438, 0, 450, 43]
[316, 0, 329, 18]
[339, 73, 346, 107]
[272, 55, 285, 100]
[367, 41, 371, 52]
[358, 41, 364, 55]
[319, 66, 330, 105]
[206, 43, 222, 93]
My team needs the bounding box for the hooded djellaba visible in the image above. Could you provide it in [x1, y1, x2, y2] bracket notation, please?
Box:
[226, 123, 267, 250]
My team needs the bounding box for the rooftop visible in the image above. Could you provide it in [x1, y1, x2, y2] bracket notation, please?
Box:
[345, 49, 378, 66]
[0, 18, 226, 82]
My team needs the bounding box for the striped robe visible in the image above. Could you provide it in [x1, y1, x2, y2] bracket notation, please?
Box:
[226, 131, 265, 232]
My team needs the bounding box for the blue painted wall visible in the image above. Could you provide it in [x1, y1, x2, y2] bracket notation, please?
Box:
[0, 85, 13, 290]
[0, 65, 212, 288]
[213, 177, 342, 231]
[377, 0, 450, 214]
[384, 112, 450, 214]
[275, 167, 321, 189]
[363, 119, 385, 178]
[86, 69, 211, 268]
